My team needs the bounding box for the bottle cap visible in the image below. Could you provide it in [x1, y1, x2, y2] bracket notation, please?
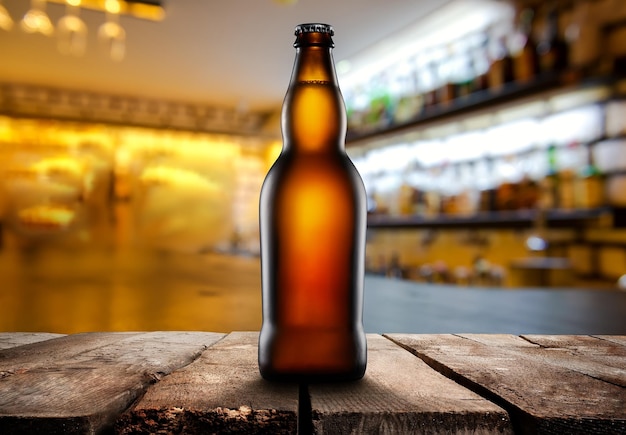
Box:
[295, 23, 334, 36]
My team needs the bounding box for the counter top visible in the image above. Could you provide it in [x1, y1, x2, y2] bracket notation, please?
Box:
[2, 250, 626, 335]
[0, 331, 624, 434]
[363, 276, 626, 335]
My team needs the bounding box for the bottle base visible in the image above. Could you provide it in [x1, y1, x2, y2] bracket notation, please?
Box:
[258, 326, 367, 383]
[259, 364, 366, 383]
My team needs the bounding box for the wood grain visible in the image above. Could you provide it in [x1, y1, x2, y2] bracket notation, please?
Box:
[387, 333, 626, 435]
[2, 332, 624, 434]
[308, 334, 512, 434]
[116, 331, 298, 434]
[521, 334, 626, 387]
[0, 331, 223, 434]
[0, 332, 65, 350]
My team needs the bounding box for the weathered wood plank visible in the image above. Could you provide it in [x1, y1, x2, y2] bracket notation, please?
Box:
[0, 332, 65, 350]
[388, 334, 626, 435]
[116, 331, 298, 434]
[308, 334, 512, 435]
[520, 334, 626, 387]
[0, 331, 224, 434]
[593, 335, 626, 347]
[521, 334, 626, 353]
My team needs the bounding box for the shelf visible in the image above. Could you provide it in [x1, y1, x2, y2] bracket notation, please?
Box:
[367, 207, 613, 230]
[347, 73, 614, 145]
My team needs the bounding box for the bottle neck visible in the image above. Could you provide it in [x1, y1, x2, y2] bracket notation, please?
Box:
[281, 40, 347, 154]
[291, 44, 337, 84]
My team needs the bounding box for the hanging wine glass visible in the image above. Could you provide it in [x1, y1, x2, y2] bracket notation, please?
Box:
[98, 0, 126, 62]
[57, 0, 87, 56]
[21, 0, 54, 36]
[0, 0, 14, 31]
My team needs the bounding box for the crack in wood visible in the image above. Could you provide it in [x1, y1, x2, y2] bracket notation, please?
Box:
[382, 335, 535, 435]
[298, 383, 313, 435]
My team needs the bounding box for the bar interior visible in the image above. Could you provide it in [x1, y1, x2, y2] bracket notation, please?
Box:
[1, 0, 626, 334]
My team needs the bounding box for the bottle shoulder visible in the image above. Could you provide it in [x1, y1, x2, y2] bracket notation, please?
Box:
[266, 151, 360, 173]
[261, 152, 365, 192]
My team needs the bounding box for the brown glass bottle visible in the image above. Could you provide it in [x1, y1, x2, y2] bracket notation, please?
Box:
[512, 8, 539, 83]
[258, 23, 367, 382]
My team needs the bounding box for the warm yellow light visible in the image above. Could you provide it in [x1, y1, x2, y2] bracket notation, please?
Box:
[18, 205, 76, 228]
[31, 157, 84, 177]
[0, 3, 14, 31]
[21, 8, 54, 36]
[67, 0, 81, 6]
[140, 166, 221, 193]
[104, 0, 120, 15]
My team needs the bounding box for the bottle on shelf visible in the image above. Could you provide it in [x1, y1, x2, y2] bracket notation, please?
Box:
[536, 4, 569, 75]
[495, 154, 522, 211]
[566, 0, 602, 75]
[436, 44, 457, 106]
[404, 158, 428, 217]
[557, 141, 585, 210]
[487, 29, 515, 91]
[517, 151, 541, 210]
[400, 164, 422, 217]
[439, 161, 458, 214]
[607, 19, 626, 75]
[451, 39, 474, 99]
[539, 144, 559, 210]
[425, 164, 443, 217]
[421, 52, 440, 109]
[518, 173, 540, 210]
[456, 160, 480, 216]
[390, 58, 424, 123]
[344, 83, 370, 133]
[477, 155, 498, 212]
[364, 73, 393, 130]
[397, 179, 415, 217]
[470, 32, 491, 93]
[511, 7, 539, 83]
[575, 144, 605, 209]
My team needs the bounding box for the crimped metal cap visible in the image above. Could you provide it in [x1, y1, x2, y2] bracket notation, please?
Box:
[294, 23, 334, 36]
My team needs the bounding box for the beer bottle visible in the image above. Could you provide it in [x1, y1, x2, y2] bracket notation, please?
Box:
[258, 23, 367, 382]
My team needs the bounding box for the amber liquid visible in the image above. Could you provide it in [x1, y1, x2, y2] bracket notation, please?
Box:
[258, 40, 367, 382]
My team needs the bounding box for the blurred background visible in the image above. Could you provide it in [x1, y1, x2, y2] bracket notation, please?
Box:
[1, 0, 626, 334]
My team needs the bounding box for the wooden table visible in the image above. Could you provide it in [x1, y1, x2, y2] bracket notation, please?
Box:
[0, 332, 624, 434]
